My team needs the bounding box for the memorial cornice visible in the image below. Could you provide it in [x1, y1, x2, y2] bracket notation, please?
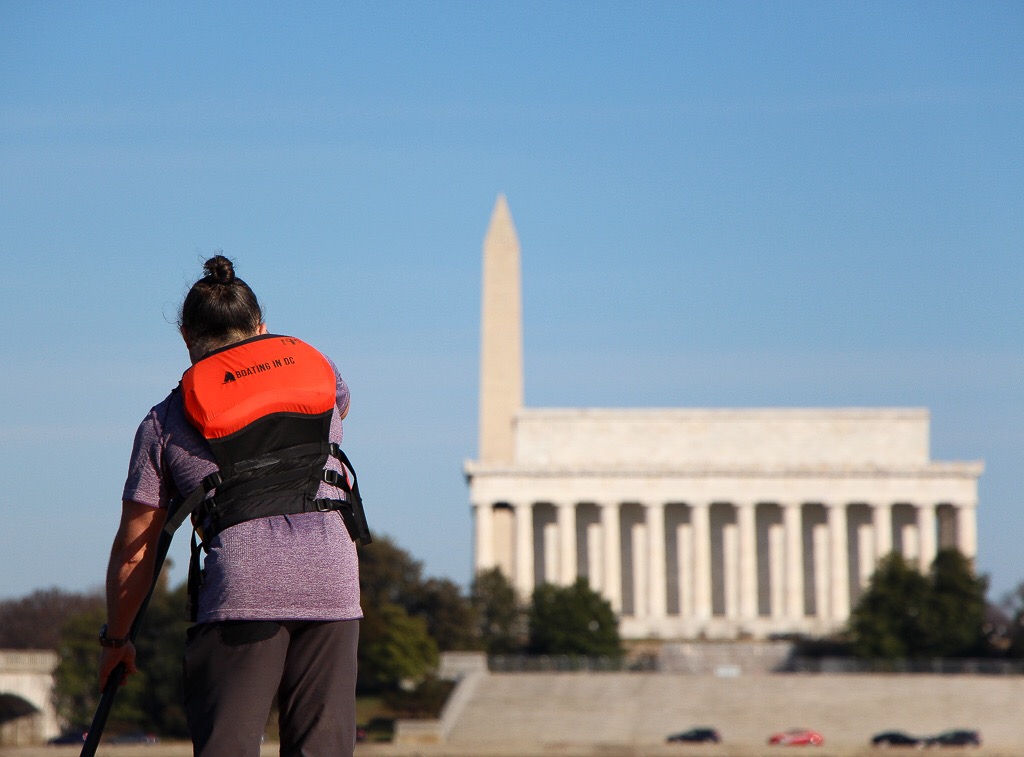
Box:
[519, 406, 931, 419]
[463, 460, 984, 480]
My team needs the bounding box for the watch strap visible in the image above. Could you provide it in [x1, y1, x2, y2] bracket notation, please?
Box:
[98, 624, 128, 649]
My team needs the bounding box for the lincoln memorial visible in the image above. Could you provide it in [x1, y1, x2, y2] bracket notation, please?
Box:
[464, 196, 983, 640]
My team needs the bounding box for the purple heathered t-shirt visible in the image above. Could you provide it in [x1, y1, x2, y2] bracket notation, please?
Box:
[122, 355, 362, 624]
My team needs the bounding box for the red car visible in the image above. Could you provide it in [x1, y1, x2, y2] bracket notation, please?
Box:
[768, 728, 824, 746]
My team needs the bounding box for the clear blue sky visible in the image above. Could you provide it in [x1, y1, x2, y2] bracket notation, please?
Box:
[2, 2, 1022, 602]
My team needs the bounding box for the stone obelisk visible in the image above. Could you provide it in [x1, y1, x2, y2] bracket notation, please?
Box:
[478, 194, 523, 464]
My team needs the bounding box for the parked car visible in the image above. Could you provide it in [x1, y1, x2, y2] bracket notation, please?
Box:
[872, 730, 923, 747]
[768, 728, 824, 746]
[46, 730, 86, 745]
[924, 729, 981, 747]
[667, 727, 721, 744]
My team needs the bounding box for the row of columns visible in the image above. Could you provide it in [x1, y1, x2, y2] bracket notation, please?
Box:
[475, 499, 977, 625]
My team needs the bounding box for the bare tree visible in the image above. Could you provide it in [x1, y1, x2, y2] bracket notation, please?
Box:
[0, 587, 103, 650]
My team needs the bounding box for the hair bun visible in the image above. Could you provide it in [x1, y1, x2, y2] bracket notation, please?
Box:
[203, 254, 235, 284]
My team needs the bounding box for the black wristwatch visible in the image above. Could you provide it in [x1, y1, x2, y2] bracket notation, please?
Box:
[98, 624, 128, 649]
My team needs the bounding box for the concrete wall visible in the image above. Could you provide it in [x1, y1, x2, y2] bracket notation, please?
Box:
[443, 672, 1024, 751]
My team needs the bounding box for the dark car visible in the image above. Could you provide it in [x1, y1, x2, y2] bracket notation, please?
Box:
[46, 731, 86, 745]
[872, 730, 923, 747]
[667, 727, 721, 744]
[924, 729, 981, 747]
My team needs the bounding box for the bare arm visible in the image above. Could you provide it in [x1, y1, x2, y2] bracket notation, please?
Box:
[99, 500, 167, 689]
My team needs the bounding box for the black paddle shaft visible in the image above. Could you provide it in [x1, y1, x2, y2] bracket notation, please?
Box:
[80, 507, 180, 757]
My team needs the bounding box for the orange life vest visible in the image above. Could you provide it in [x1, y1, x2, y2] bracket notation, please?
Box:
[163, 334, 370, 618]
[181, 334, 337, 443]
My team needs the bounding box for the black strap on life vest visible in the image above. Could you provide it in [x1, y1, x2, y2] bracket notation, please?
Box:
[162, 441, 371, 545]
[174, 442, 371, 621]
[166, 434, 372, 624]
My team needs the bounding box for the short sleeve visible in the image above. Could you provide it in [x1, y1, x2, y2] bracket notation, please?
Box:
[121, 407, 169, 509]
[326, 356, 350, 416]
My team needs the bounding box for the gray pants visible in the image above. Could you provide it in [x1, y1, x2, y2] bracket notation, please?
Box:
[183, 619, 359, 757]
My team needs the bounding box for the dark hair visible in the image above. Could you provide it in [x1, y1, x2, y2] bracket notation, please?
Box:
[179, 255, 263, 356]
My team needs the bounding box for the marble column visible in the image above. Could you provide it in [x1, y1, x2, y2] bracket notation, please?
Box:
[513, 502, 534, 598]
[646, 502, 667, 623]
[691, 502, 712, 621]
[827, 503, 850, 622]
[783, 502, 804, 620]
[957, 504, 978, 559]
[631, 522, 648, 618]
[812, 523, 829, 620]
[736, 502, 758, 623]
[769, 522, 785, 619]
[856, 522, 874, 589]
[917, 502, 937, 572]
[543, 523, 558, 585]
[475, 502, 494, 572]
[873, 502, 893, 561]
[557, 502, 576, 585]
[586, 522, 603, 591]
[600, 502, 622, 612]
[677, 522, 694, 618]
[723, 521, 739, 619]
[856, 524, 872, 590]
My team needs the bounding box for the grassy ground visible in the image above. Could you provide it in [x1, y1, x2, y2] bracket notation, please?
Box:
[356, 695, 397, 743]
[1, 743, 1006, 757]
[251, 695, 398, 743]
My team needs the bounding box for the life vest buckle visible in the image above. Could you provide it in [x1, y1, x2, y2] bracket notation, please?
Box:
[202, 496, 219, 519]
[202, 470, 223, 492]
[314, 498, 340, 513]
[322, 469, 349, 491]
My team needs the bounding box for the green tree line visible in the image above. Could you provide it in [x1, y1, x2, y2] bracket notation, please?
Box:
[1, 534, 620, 737]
